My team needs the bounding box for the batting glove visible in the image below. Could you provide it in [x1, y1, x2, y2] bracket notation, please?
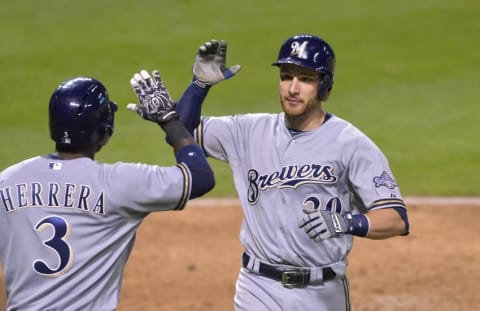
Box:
[192, 39, 241, 88]
[127, 69, 179, 126]
[298, 208, 351, 242]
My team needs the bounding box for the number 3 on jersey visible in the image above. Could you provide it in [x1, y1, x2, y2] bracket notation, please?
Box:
[33, 215, 74, 277]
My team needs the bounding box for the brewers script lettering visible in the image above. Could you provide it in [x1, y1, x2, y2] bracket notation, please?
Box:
[247, 164, 337, 204]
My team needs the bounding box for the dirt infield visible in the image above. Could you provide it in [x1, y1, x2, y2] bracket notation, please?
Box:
[1, 198, 479, 310]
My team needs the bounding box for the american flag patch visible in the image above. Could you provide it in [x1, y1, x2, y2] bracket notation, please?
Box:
[48, 162, 62, 170]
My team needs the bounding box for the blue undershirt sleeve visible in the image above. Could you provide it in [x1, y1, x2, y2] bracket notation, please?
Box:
[393, 206, 410, 235]
[176, 82, 211, 134]
[175, 144, 215, 199]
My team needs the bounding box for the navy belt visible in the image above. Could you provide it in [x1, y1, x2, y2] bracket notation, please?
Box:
[242, 252, 336, 288]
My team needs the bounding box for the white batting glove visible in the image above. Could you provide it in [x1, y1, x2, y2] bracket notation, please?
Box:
[192, 39, 241, 88]
[298, 208, 351, 242]
[127, 69, 178, 126]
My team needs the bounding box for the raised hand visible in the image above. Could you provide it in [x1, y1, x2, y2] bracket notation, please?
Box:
[193, 39, 241, 87]
[127, 69, 178, 126]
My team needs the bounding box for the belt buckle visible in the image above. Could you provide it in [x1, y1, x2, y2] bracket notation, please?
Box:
[281, 270, 307, 288]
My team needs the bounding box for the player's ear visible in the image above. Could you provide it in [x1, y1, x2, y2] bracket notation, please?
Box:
[96, 128, 112, 151]
[320, 88, 333, 101]
[317, 74, 333, 101]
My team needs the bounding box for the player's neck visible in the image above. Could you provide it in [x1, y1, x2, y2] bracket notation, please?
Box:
[53, 152, 94, 160]
[285, 108, 326, 132]
[52, 140, 106, 160]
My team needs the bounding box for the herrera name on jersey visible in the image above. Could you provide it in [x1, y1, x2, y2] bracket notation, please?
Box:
[0, 182, 106, 215]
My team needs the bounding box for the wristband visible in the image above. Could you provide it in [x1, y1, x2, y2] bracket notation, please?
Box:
[345, 214, 370, 237]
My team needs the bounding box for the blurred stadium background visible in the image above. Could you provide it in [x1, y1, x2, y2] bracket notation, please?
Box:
[1, 0, 479, 196]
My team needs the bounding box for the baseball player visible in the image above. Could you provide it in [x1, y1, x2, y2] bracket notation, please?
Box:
[174, 34, 410, 310]
[0, 71, 214, 310]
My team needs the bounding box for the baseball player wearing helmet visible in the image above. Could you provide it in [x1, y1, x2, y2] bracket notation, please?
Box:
[174, 34, 410, 310]
[0, 72, 214, 310]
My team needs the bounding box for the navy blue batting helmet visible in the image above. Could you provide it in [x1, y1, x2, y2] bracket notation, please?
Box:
[272, 34, 336, 100]
[49, 76, 118, 147]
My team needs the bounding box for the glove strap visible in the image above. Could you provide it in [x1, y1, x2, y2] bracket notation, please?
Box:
[345, 214, 370, 237]
[192, 78, 213, 89]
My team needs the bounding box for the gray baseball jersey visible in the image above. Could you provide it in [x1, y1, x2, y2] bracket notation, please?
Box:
[0, 155, 190, 310]
[196, 112, 405, 309]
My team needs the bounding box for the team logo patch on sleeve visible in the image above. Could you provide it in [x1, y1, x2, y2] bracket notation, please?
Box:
[373, 171, 398, 189]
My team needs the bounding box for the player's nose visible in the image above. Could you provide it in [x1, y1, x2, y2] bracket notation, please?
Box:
[288, 77, 300, 94]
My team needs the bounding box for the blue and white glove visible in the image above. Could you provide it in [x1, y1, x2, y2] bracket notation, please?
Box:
[298, 208, 351, 242]
[192, 39, 241, 88]
[127, 69, 178, 126]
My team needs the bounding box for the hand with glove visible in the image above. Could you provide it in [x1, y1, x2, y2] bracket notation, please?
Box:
[192, 39, 241, 88]
[127, 69, 178, 126]
[128, 69, 197, 151]
[298, 208, 370, 242]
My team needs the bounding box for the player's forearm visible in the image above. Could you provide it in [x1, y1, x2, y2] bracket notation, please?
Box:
[364, 208, 409, 240]
[176, 82, 210, 134]
[161, 119, 196, 152]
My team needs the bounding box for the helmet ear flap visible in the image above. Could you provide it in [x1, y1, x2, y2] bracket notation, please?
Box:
[97, 126, 113, 139]
[318, 75, 333, 101]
